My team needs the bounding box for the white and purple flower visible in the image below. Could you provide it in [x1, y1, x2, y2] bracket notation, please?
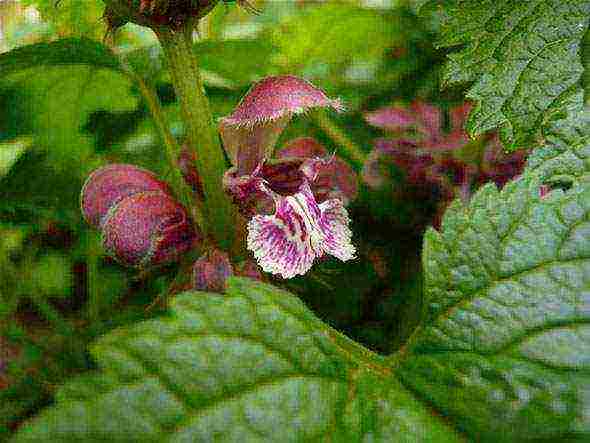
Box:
[219, 75, 357, 278]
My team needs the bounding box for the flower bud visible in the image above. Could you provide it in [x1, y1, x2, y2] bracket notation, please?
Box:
[192, 249, 233, 293]
[101, 191, 198, 268]
[102, 0, 221, 29]
[81, 163, 172, 229]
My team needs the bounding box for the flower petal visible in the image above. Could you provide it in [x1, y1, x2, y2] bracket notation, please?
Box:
[220, 75, 343, 128]
[364, 106, 416, 132]
[247, 181, 355, 278]
[279, 137, 358, 205]
[220, 115, 290, 175]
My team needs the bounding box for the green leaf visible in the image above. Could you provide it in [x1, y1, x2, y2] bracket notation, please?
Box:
[526, 90, 590, 186]
[0, 38, 120, 75]
[398, 173, 590, 440]
[11, 278, 461, 442]
[430, 0, 590, 149]
[0, 39, 138, 172]
[271, 4, 400, 77]
[0, 138, 31, 178]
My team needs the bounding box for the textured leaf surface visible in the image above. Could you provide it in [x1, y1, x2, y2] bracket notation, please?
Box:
[399, 174, 590, 441]
[12, 278, 460, 442]
[526, 90, 590, 185]
[427, 0, 590, 149]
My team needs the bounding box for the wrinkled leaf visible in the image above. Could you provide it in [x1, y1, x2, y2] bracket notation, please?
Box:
[400, 173, 590, 441]
[12, 278, 460, 442]
[426, 0, 590, 149]
[526, 89, 590, 185]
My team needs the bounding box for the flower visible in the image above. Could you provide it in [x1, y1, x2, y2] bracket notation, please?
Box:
[101, 191, 197, 268]
[80, 163, 172, 229]
[219, 75, 356, 278]
[363, 101, 527, 227]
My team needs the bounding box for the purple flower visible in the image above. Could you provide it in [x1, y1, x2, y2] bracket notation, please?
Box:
[363, 101, 528, 227]
[219, 75, 356, 278]
[101, 191, 197, 268]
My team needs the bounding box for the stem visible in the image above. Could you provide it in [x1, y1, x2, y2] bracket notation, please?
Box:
[30, 296, 75, 338]
[133, 71, 205, 228]
[154, 22, 235, 249]
[314, 110, 366, 167]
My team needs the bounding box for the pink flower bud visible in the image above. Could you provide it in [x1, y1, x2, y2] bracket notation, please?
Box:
[81, 163, 171, 228]
[192, 249, 234, 293]
[101, 191, 198, 268]
[235, 259, 264, 281]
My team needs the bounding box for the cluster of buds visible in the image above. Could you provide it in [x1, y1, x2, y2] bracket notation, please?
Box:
[218, 75, 359, 279]
[363, 101, 527, 227]
[81, 164, 199, 268]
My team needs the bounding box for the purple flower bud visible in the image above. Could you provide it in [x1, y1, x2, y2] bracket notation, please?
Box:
[81, 163, 171, 229]
[219, 76, 343, 176]
[192, 249, 234, 293]
[101, 191, 198, 268]
[235, 259, 264, 281]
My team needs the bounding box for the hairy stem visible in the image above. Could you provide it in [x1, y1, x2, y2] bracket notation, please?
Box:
[132, 71, 205, 228]
[154, 22, 234, 248]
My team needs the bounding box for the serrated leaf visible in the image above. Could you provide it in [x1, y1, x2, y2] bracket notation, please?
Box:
[11, 278, 461, 442]
[526, 90, 590, 185]
[431, 0, 590, 149]
[398, 173, 590, 441]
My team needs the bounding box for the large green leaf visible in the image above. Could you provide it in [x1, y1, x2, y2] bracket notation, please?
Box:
[399, 173, 590, 440]
[11, 278, 460, 442]
[0, 39, 138, 172]
[422, 0, 590, 149]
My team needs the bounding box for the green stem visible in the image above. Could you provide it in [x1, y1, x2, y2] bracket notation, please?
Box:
[30, 296, 75, 338]
[132, 71, 205, 228]
[85, 234, 101, 326]
[314, 110, 366, 167]
[154, 22, 234, 249]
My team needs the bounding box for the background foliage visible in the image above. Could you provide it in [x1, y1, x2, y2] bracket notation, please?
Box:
[0, 0, 588, 441]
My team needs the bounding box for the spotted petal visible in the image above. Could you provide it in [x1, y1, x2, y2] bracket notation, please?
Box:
[247, 182, 355, 278]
